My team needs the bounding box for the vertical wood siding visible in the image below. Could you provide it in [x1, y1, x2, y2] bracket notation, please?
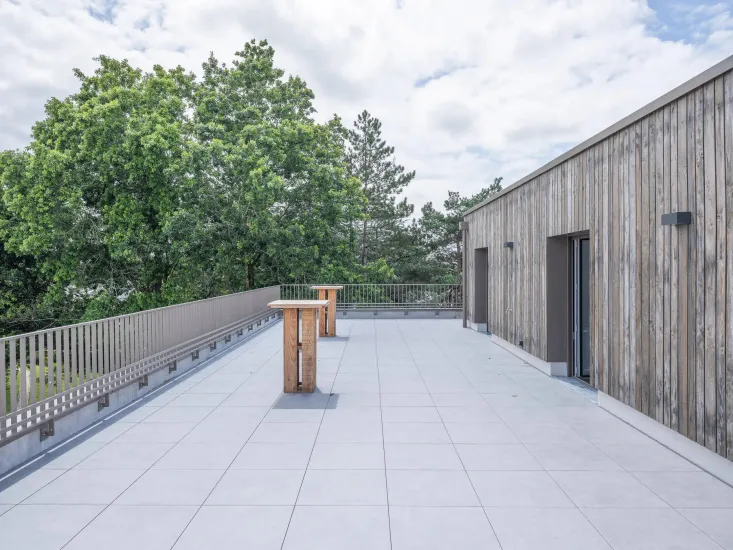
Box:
[465, 70, 733, 458]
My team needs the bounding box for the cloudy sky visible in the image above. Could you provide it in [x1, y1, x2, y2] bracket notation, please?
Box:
[1, 0, 732, 211]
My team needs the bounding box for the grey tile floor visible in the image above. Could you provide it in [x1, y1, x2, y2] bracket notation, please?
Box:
[1, 319, 733, 549]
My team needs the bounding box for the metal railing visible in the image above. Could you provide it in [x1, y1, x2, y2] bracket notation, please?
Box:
[1, 286, 279, 444]
[280, 284, 462, 310]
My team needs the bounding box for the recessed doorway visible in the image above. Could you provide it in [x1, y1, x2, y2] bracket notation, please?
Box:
[571, 237, 590, 380]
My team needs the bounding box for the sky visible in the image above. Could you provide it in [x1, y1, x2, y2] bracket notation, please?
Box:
[1, 0, 732, 212]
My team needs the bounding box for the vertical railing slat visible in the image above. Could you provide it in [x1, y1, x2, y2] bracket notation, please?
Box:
[9, 339, 17, 412]
[91, 322, 98, 379]
[38, 334, 46, 401]
[29, 335, 36, 405]
[70, 327, 78, 388]
[54, 330, 61, 396]
[1, 340, 7, 415]
[106, 319, 112, 374]
[19, 337, 27, 408]
[97, 321, 104, 376]
[63, 328, 70, 395]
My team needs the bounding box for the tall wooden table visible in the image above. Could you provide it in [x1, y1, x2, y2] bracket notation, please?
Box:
[268, 300, 329, 393]
[311, 285, 343, 337]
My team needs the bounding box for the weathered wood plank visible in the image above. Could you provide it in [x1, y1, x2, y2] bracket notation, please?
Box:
[632, 122, 641, 409]
[602, 139, 610, 395]
[663, 105, 672, 427]
[301, 308, 318, 393]
[688, 88, 699, 442]
[283, 308, 299, 393]
[590, 147, 598, 386]
[670, 101, 680, 431]
[678, 96, 690, 438]
[695, 87, 707, 446]
[703, 81, 717, 451]
[619, 129, 628, 403]
[649, 110, 659, 421]
[714, 76, 727, 455]
[641, 117, 650, 416]
[655, 108, 665, 423]
[725, 72, 733, 458]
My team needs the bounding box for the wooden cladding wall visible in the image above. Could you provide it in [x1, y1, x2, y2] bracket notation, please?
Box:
[465, 69, 733, 458]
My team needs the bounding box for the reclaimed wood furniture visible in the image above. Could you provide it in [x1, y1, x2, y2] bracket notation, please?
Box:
[311, 285, 344, 337]
[268, 300, 329, 393]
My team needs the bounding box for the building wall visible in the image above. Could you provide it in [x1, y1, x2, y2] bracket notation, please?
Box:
[464, 60, 733, 458]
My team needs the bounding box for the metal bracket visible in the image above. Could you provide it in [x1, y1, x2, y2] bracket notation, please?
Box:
[434, 310, 439, 316]
[248, 325, 253, 331]
[237, 328, 244, 337]
[210, 341, 217, 351]
[257, 319, 262, 327]
[139, 375, 149, 389]
[168, 360, 177, 374]
[661, 211, 692, 226]
[225, 335, 231, 343]
[192, 350, 200, 360]
[98, 394, 110, 411]
[40, 419, 55, 442]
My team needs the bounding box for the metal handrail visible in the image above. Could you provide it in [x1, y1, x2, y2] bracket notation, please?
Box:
[279, 284, 462, 310]
[1, 286, 280, 442]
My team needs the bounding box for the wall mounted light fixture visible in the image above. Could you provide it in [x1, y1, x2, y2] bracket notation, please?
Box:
[661, 212, 692, 226]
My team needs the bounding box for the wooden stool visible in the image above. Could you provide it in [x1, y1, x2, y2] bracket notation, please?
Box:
[310, 285, 343, 337]
[268, 300, 328, 393]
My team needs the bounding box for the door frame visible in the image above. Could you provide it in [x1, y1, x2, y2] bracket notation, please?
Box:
[571, 235, 590, 380]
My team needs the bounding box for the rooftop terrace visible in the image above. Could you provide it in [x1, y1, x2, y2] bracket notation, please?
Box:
[1, 319, 732, 549]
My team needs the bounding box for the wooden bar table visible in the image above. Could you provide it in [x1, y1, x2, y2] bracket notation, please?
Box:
[311, 285, 343, 337]
[268, 300, 329, 393]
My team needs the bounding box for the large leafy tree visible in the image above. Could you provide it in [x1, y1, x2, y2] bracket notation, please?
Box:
[419, 177, 503, 282]
[0, 41, 367, 327]
[1, 57, 196, 319]
[345, 111, 415, 272]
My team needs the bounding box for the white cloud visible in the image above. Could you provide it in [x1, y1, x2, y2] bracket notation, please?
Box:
[1, 0, 731, 211]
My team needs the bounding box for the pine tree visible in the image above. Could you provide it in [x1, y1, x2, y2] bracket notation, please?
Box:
[346, 110, 415, 268]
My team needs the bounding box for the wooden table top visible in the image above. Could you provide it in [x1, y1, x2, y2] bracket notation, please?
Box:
[310, 285, 344, 290]
[268, 300, 329, 309]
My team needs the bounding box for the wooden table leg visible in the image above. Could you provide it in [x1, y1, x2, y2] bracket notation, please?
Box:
[283, 308, 299, 393]
[327, 289, 337, 337]
[301, 308, 317, 392]
[317, 289, 328, 337]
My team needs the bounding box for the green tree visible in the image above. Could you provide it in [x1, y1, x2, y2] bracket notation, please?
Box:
[419, 177, 503, 281]
[0, 41, 369, 330]
[1, 57, 196, 319]
[171, 40, 366, 293]
[346, 111, 415, 272]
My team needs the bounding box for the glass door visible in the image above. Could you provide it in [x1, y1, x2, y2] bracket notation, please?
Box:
[572, 238, 591, 379]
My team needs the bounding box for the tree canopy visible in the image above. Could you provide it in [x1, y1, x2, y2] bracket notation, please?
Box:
[0, 40, 502, 335]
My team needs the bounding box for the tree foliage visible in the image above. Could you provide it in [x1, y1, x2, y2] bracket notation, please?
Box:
[0, 41, 368, 330]
[418, 178, 503, 282]
[346, 111, 415, 273]
[0, 39, 503, 335]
